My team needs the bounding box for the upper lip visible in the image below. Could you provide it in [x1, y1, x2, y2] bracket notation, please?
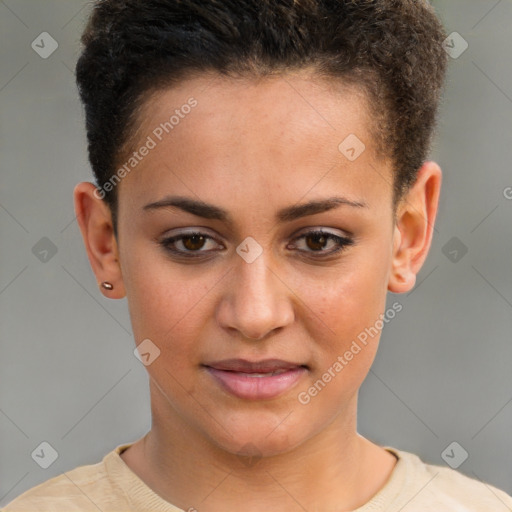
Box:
[203, 358, 307, 373]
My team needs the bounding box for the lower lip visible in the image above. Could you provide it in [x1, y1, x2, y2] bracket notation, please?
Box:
[204, 366, 308, 400]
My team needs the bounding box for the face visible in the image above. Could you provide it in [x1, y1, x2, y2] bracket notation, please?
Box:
[78, 70, 439, 459]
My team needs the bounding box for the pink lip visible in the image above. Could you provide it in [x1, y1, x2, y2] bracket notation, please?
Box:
[203, 359, 308, 400]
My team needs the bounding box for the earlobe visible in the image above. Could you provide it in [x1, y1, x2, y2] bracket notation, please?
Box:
[73, 182, 126, 299]
[388, 227, 417, 293]
[387, 161, 442, 294]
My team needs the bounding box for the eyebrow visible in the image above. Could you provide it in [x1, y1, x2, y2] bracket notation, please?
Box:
[143, 195, 368, 223]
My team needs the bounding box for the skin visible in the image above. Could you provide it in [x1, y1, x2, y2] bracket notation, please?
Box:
[74, 70, 441, 512]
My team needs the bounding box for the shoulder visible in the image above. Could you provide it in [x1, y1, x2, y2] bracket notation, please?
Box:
[0, 450, 130, 512]
[387, 446, 512, 511]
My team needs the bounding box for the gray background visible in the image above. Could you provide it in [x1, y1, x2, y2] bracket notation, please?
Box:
[1, 0, 511, 507]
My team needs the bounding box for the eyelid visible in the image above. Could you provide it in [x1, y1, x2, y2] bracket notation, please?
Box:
[291, 226, 353, 239]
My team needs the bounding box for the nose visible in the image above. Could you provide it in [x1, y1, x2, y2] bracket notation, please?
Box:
[216, 251, 295, 341]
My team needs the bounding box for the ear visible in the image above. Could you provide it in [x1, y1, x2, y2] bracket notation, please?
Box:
[73, 182, 126, 299]
[388, 161, 442, 294]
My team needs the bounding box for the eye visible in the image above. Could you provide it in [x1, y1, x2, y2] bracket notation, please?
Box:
[289, 229, 354, 257]
[160, 232, 222, 257]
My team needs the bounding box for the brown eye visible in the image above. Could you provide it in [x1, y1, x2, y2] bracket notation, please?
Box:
[290, 230, 354, 257]
[304, 232, 329, 251]
[160, 232, 221, 257]
[182, 234, 207, 251]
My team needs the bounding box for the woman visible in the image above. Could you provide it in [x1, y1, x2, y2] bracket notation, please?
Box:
[3, 0, 512, 510]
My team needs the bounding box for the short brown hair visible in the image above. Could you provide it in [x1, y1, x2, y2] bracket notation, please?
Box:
[76, 0, 449, 229]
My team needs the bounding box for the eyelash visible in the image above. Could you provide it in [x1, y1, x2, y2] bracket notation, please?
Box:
[159, 230, 354, 259]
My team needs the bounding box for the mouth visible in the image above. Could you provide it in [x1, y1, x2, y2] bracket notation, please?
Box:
[202, 359, 309, 400]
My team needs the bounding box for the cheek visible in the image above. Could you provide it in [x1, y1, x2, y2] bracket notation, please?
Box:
[309, 248, 390, 339]
[298, 243, 391, 391]
[121, 242, 210, 349]
[124, 260, 211, 399]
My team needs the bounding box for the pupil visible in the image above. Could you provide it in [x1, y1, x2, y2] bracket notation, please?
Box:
[184, 235, 204, 250]
[307, 234, 326, 251]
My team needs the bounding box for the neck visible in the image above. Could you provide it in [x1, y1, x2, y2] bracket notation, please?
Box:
[121, 386, 396, 512]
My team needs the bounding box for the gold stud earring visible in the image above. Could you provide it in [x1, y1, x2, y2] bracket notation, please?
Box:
[101, 281, 114, 290]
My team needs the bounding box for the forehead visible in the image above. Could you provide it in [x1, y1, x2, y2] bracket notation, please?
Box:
[139, 70, 375, 156]
[118, 71, 392, 213]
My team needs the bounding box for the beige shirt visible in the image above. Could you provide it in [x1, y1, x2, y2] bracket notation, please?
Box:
[2, 442, 512, 511]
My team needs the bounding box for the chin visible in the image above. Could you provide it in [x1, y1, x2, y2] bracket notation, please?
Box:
[203, 414, 314, 461]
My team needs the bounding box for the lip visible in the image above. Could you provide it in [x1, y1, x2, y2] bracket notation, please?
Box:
[204, 358, 307, 373]
[203, 359, 308, 400]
